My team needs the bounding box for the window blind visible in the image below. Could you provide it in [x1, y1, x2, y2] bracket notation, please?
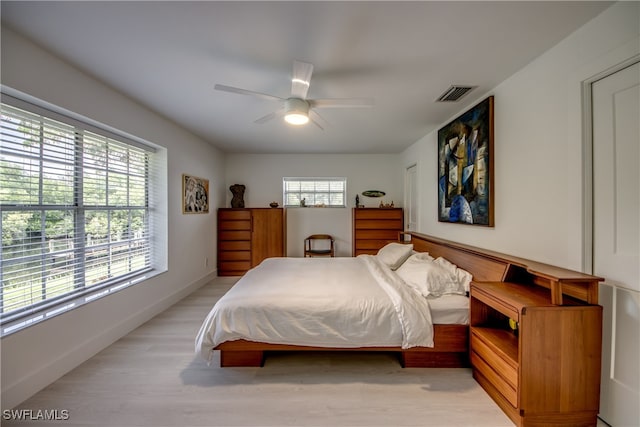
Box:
[0, 97, 159, 335]
[283, 177, 346, 207]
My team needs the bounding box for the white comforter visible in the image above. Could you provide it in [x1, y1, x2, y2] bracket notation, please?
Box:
[195, 255, 434, 362]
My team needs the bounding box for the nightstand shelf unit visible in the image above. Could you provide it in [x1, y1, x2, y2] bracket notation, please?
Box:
[470, 281, 602, 427]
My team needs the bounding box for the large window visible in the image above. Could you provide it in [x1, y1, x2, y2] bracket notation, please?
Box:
[283, 177, 346, 207]
[0, 95, 162, 335]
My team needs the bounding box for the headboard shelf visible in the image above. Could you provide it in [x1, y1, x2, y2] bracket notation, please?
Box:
[408, 232, 602, 305]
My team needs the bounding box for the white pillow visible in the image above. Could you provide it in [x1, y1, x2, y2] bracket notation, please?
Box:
[396, 256, 465, 298]
[395, 255, 430, 292]
[376, 243, 414, 270]
[433, 257, 473, 292]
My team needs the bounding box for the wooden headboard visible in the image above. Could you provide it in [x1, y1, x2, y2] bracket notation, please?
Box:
[408, 232, 602, 305]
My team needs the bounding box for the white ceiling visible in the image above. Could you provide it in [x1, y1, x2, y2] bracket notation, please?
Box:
[1, 1, 612, 154]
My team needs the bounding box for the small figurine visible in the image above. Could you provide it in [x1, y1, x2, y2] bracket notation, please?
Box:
[355, 194, 360, 207]
[229, 184, 245, 208]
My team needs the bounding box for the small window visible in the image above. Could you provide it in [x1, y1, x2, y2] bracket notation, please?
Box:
[283, 177, 346, 207]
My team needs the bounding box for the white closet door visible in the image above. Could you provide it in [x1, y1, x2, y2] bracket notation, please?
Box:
[404, 164, 418, 233]
[592, 61, 640, 427]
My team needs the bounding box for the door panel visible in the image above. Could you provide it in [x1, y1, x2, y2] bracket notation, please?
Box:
[251, 208, 284, 266]
[592, 61, 640, 426]
[405, 164, 417, 233]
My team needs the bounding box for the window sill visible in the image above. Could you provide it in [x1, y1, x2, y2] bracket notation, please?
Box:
[284, 206, 346, 209]
[0, 267, 164, 337]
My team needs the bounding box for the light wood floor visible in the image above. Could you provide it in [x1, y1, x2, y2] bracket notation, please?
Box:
[4, 277, 606, 426]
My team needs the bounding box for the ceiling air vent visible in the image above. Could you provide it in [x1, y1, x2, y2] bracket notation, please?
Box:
[436, 85, 477, 102]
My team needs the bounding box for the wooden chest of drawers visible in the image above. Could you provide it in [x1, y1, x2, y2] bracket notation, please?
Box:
[352, 208, 403, 256]
[217, 208, 285, 276]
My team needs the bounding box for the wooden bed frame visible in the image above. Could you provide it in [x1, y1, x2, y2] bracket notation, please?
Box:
[213, 232, 599, 368]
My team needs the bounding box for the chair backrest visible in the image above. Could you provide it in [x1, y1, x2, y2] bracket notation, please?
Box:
[304, 234, 334, 256]
[307, 234, 333, 241]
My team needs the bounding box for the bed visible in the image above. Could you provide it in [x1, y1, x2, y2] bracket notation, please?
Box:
[196, 232, 510, 368]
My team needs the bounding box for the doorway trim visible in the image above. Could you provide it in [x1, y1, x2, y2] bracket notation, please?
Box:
[581, 53, 640, 274]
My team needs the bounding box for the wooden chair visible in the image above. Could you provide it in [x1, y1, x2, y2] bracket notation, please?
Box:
[304, 234, 335, 257]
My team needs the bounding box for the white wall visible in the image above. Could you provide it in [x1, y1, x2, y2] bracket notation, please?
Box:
[401, 1, 639, 271]
[224, 154, 402, 257]
[0, 27, 226, 408]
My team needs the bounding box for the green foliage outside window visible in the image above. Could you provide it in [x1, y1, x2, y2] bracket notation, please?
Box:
[1, 103, 151, 319]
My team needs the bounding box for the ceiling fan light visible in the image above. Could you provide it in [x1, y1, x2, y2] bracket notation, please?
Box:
[284, 98, 310, 125]
[284, 112, 309, 125]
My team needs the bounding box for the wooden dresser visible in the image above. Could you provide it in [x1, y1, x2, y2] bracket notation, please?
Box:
[352, 208, 403, 256]
[217, 208, 285, 276]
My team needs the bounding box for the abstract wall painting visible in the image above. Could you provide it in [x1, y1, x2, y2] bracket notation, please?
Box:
[437, 96, 494, 226]
[182, 174, 209, 214]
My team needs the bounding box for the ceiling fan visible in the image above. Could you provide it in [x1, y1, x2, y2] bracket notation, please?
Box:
[214, 60, 374, 129]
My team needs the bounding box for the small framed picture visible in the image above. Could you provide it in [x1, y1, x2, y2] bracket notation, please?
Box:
[182, 174, 209, 214]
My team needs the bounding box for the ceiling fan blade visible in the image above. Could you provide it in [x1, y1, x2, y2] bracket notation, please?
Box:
[214, 84, 283, 102]
[309, 98, 374, 108]
[309, 110, 327, 130]
[291, 60, 314, 99]
[310, 119, 324, 131]
[254, 108, 285, 124]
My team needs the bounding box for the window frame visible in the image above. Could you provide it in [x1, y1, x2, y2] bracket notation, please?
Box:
[0, 90, 165, 336]
[282, 177, 347, 208]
